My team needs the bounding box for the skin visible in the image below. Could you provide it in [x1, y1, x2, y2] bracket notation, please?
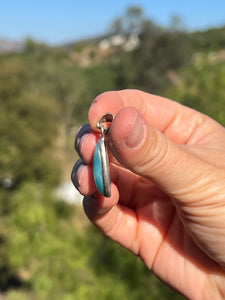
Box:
[71, 89, 225, 299]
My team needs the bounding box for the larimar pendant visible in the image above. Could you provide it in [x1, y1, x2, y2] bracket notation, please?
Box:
[93, 113, 114, 197]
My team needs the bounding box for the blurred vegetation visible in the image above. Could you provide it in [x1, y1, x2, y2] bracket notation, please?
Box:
[0, 5, 225, 299]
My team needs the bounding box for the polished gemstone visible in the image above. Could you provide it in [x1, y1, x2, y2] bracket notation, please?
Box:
[93, 139, 104, 196]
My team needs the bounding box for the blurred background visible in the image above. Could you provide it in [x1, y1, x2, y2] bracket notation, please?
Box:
[0, 0, 225, 299]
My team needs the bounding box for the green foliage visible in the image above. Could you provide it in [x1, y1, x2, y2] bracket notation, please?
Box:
[130, 30, 192, 93]
[0, 61, 60, 187]
[189, 26, 225, 52]
[9, 183, 88, 299]
[73, 63, 117, 123]
[8, 182, 185, 299]
[167, 54, 225, 126]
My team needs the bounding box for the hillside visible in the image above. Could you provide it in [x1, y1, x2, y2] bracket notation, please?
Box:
[0, 38, 24, 53]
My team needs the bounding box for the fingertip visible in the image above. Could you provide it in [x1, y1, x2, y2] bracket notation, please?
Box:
[83, 183, 119, 221]
[88, 91, 124, 131]
[71, 159, 83, 190]
[79, 132, 98, 164]
[75, 123, 92, 159]
[71, 161, 97, 196]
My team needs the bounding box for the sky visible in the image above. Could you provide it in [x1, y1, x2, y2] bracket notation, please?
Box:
[1, 0, 225, 45]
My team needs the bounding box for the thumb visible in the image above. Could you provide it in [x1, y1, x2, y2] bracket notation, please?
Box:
[109, 107, 216, 203]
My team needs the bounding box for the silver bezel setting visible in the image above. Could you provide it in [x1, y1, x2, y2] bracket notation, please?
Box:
[98, 136, 111, 197]
[96, 113, 114, 197]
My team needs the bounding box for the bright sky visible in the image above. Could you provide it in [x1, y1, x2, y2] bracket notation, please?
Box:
[1, 0, 225, 45]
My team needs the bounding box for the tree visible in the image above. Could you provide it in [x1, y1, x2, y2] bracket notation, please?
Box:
[169, 15, 186, 32]
[167, 55, 225, 126]
[125, 6, 144, 35]
[129, 23, 192, 92]
[0, 57, 60, 189]
[109, 6, 145, 36]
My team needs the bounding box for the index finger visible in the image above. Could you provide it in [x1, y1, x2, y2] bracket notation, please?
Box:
[88, 89, 215, 145]
[89, 89, 176, 131]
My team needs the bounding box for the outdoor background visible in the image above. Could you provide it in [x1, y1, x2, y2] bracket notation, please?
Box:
[1, 1, 225, 299]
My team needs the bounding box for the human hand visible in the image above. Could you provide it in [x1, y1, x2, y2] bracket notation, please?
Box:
[71, 89, 225, 299]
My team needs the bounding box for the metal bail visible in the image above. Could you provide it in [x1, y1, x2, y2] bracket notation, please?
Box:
[97, 113, 114, 135]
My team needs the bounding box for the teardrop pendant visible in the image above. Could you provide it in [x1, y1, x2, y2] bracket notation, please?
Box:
[93, 136, 110, 197]
[93, 113, 114, 197]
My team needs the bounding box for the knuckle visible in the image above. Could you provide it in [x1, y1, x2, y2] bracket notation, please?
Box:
[138, 129, 171, 174]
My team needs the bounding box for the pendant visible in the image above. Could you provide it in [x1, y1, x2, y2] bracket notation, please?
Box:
[93, 113, 114, 197]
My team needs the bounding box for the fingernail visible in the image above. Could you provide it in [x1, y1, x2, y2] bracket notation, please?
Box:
[125, 112, 144, 148]
[75, 123, 91, 156]
[71, 160, 84, 190]
[75, 134, 88, 158]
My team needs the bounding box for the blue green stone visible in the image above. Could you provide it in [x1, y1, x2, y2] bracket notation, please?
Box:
[93, 140, 104, 195]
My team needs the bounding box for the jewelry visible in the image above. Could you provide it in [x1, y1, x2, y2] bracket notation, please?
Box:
[93, 113, 114, 197]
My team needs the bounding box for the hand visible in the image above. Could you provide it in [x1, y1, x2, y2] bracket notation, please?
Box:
[71, 89, 225, 299]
